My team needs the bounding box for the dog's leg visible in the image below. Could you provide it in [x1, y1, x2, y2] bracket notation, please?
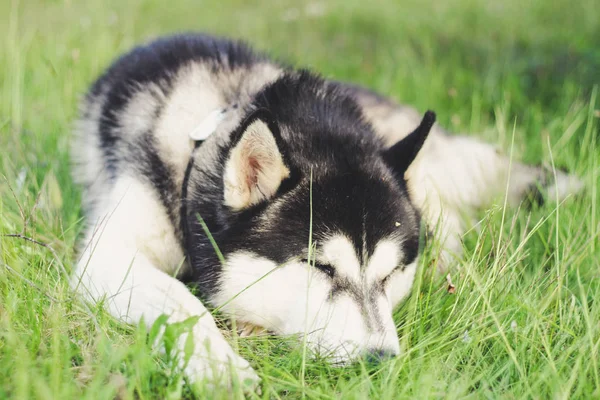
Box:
[72, 175, 259, 387]
[406, 133, 582, 266]
[345, 84, 583, 266]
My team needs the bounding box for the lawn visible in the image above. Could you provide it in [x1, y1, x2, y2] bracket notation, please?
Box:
[0, 0, 599, 398]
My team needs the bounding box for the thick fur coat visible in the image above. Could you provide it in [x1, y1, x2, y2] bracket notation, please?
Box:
[71, 34, 582, 388]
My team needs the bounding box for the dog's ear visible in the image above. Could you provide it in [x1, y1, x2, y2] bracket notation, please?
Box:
[223, 109, 290, 210]
[383, 110, 436, 176]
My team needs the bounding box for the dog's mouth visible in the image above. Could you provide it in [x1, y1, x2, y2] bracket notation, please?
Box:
[221, 319, 271, 338]
[228, 320, 396, 367]
[236, 321, 270, 337]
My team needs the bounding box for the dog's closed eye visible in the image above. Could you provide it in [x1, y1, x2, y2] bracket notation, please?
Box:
[301, 258, 336, 278]
[381, 266, 402, 286]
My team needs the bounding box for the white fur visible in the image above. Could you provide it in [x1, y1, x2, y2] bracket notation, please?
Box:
[407, 133, 584, 266]
[72, 44, 585, 389]
[366, 240, 401, 285]
[71, 93, 110, 210]
[406, 132, 507, 262]
[120, 83, 166, 139]
[386, 260, 418, 308]
[213, 235, 408, 362]
[71, 176, 259, 387]
[321, 235, 361, 281]
[358, 99, 583, 268]
[546, 169, 585, 201]
[154, 65, 222, 185]
[71, 60, 287, 389]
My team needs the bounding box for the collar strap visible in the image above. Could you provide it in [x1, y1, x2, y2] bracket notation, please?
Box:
[180, 104, 238, 250]
[180, 140, 202, 247]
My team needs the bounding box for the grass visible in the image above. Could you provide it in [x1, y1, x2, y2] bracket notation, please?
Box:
[1, 0, 599, 398]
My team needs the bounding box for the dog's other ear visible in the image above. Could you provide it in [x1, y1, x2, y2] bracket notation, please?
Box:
[383, 110, 436, 176]
[223, 110, 290, 210]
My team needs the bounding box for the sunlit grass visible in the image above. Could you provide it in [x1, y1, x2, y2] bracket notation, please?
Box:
[1, 0, 599, 398]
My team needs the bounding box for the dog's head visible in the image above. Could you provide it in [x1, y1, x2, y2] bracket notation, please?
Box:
[185, 75, 434, 364]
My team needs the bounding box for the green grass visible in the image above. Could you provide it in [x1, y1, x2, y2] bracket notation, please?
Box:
[1, 0, 599, 398]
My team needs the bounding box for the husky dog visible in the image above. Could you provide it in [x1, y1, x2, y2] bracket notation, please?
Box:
[71, 33, 582, 387]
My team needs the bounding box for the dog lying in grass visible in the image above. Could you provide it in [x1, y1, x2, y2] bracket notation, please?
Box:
[71, 33, 582, 389]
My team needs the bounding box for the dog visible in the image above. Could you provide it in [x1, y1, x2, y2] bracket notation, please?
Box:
[71, 33, 582, 388]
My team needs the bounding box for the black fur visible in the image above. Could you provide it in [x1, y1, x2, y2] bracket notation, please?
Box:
[133, 133, 182, 233]
[92, 33, 267, 177]
[182, 60, 425, 301]
[383, 110, 436, 177]
[85, 33, 428, 304]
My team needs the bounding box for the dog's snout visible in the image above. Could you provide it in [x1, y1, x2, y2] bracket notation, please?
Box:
[364, 348, 397, 364]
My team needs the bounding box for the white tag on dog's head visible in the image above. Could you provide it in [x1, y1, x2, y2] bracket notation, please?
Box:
[189, 108, 227, 141]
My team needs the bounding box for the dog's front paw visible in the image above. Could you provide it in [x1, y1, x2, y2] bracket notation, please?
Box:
[185, 351, 260, 389]
[182, 333, 260, 392]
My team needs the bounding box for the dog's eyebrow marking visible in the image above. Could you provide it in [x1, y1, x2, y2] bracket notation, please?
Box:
[321, 234, 361, 282]
[366, 240, 401, 285]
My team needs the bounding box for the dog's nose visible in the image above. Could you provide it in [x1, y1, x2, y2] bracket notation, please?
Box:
[364, 348, 397, 364]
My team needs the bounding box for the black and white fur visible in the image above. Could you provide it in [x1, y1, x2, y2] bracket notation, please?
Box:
[71, 34, 582, 388]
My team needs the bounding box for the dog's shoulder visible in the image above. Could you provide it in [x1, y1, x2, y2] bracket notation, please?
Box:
[74, 35, 279, 205]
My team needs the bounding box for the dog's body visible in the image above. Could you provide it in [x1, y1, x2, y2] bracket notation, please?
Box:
[72, 34, 581, 387]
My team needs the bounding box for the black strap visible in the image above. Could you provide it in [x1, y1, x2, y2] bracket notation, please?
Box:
[180, 140, 202, 246]
[180, 103, 238, 246]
